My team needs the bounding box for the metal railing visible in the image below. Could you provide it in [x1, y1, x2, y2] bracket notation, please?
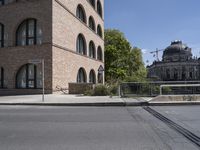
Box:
[119, 81, 200, 97]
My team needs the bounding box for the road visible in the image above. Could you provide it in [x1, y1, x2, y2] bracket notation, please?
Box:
[0, 106, 199, 150]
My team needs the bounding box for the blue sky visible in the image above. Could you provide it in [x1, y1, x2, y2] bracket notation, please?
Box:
[104, 0, 200, 65]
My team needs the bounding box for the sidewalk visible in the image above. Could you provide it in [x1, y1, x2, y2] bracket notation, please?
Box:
[0, 94, 199, 106]
[0, 94, 144, 106]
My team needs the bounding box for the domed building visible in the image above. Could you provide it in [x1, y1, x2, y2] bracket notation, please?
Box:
[147, 41, 200, 81]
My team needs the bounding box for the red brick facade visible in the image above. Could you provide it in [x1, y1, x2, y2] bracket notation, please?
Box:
[0, 0, 104, 95]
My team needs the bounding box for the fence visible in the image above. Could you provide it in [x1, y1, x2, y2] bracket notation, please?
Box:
[119, 81, 200, 97]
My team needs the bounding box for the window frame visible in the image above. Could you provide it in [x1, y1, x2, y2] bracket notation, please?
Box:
[97, 46, 103, 61]
[16, 19, 37, 46]
[97, 0, 103, 18]
[16, 64, 41, 89]
[77, 68, 87, 83]
[76, 4, 87, 24]
[0, 67, 4, 88]
[89, 16, 96, 31]
[89, 0, 95, 8]
[0, 23, 4, 48]
[89, 69, 96, 84]
[97, 25, 103, 38]
[89, 41, 96, 59]
[76, 34, 87, 55]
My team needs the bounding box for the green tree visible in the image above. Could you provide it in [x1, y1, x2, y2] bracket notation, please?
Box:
[105, 29, 147, 83]
[126, 47, 147, 82]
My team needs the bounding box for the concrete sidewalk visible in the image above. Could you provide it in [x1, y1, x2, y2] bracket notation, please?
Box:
[0, 94, 200, 106]
[0, 94, 146, 106]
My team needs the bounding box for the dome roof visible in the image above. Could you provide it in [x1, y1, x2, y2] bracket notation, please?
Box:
[162, 40, 192, 62]
[164, 40, 191, 55]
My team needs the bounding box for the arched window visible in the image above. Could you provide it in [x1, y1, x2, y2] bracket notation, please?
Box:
[89, 16, 96, 31]
[89, 0, 95, 8]
[97, 25, 102, 38]
[0, 67, 4, 88]
[97, 46, 103, 61]
[76, 34, 87, 55]
[89, 41, 96, 59]
[16, 64, 42, 89]
[77, 68, 87, 83]
[97, 0, 102, 17]
[0, 23, 4, 48]
[16, 19, 42, 46]
[89, 70, 96, 84]
[76, 4, 86, 24]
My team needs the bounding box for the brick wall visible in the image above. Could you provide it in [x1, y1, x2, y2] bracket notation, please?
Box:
[69, 83, 93, 94]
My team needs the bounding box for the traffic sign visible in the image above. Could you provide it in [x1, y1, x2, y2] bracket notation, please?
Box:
[29, 59, 42, 64]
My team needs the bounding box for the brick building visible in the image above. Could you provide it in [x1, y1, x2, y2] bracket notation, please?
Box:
[0, 0, 104, 95]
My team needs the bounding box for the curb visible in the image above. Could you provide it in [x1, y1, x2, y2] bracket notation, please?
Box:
[0, 101, 200, 107]
[148, 101, 200, 106]
[0, 102, 126, 107]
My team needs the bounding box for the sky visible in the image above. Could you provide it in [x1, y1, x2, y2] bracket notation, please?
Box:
[104, 0, 200, 65]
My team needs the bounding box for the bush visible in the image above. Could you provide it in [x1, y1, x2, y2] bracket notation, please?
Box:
[92, 85, 109, 96]
[108, 84, 119, 96]
[84, 89, 93, 96]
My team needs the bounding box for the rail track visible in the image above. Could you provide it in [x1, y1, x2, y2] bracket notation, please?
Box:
[143, 106, 200, 148]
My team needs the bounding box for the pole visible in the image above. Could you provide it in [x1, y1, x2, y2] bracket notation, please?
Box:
[118, 84, 121, 97]
[42, 59, 45, 102]
[160, 85, 162, 95]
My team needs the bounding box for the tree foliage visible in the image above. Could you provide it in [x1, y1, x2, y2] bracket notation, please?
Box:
[105, 29, 147, 83]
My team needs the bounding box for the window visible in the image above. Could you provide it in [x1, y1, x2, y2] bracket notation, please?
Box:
[89, 41, 96, 59]
[89, 70, 96, 84]
[97, 25, 102, 37]
[97, 0, 102, 17]
[189, 68, 193, 79]
[89, 0, 95, 8]
[0, 0, 4, 5]
[0, 67, 4, 88]
[97, 46, 103, 61]
[16, 64, 42, 89]
[77, 68, 87, 83]
[0, 0, 15, 6]
[76, 4, 86, 24]
[89, 16, 96, 31]
[174, 68, 178, 80]
[166, 69, 170, 79]
[182, 67, 186, 80]
[0, 23, 4, 48]
[16, 19, 42, 46]
[76, 34, 87, 55]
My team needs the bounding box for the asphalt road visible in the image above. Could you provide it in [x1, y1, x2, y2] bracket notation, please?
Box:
[0, 106, 199, 150]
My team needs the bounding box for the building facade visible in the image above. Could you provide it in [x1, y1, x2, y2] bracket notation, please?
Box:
[0, 0, 104, 95]
[147, 41, 200, 81]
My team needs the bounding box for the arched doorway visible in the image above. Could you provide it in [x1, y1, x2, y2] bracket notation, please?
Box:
[16, 64, 42, 89]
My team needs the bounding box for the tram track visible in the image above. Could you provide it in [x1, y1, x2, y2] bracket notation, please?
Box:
[143, 106, 200, 148]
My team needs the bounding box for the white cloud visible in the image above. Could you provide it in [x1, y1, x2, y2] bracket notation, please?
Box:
[141, 49, 148, 54]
